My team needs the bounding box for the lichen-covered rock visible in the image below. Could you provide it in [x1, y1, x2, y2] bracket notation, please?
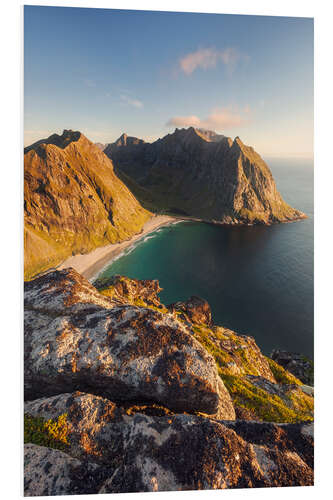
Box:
[25, 392, 314, 493]
[24, 444, 107, 496]
[168, 296, 212, 326]
[24, 268, 235, 419]
[24, 392, 127, 464]
[103, 415, 313, 492]
[24, 267, 115, 315]
[271, 349, 314, 386]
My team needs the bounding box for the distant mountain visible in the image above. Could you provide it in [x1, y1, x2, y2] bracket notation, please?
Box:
[24, 130, 151, 279]
[104, 127, 306, 223]
[94, 142, 106, 151]
[106, 132, 146, 150]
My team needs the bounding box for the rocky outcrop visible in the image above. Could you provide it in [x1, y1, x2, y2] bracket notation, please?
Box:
[105, 127, 306, 224]
[23, 268, 314, 493]
[24, 268, 235, 419]
[24, 392, 314, 493]
[168, 296, 212, 326]
[93, 275, 163, 308]
[271, 349, 314, 386]
[24, 129, 151, 279]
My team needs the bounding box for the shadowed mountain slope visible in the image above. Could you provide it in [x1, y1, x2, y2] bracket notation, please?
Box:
[104, 127, 306, 224]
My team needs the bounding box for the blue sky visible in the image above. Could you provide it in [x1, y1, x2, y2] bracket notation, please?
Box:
[24, 6, 313, 157]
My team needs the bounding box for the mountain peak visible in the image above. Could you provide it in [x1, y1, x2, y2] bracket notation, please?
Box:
[24, 129, 82, 154]
[172, 127, 226, 144]
[103, 127, 306, 225]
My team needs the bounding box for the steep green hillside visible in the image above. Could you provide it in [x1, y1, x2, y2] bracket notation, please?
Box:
[24, 130, 151, 279]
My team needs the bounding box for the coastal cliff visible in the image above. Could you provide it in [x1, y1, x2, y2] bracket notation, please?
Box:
[24, 269, 314, 494]
[24, 130, 151, 280]
[104, 127, 306, 224]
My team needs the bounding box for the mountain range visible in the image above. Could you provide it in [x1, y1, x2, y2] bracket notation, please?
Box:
[24, 127, 306, 279]
[103, 127, 306, 223]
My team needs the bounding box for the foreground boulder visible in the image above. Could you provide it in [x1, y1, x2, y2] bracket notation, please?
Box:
[24, 268, 235, 419]
[25, 392, 314, 493]
[24, 444, 108, 496]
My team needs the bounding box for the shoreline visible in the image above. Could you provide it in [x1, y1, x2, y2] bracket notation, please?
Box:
[57, 215, 182, 280]
[56, 212, 307, 281]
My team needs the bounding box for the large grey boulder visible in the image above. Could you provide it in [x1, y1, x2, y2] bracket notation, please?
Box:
[24, 444, 106, 496]
[25, 392, 314, 493]
[24, 269, 235, 419]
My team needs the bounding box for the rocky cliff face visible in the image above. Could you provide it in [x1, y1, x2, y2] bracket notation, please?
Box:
[104, 127, 306, 224]
[24, 268, 314, 494]
[24, 130, 151, 279]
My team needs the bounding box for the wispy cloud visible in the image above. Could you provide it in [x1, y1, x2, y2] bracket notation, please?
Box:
[166, 106, 249, 131]
[179, 47, 240, 75]
[120, 94, 143, 109]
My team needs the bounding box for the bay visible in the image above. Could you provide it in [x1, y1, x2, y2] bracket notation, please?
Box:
[97, 158, 314, 358]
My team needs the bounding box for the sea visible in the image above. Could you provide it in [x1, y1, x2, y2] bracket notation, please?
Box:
[96, 158, 314, 359]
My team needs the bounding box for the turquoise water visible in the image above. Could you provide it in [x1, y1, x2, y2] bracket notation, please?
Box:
[97, 158, 313, 358]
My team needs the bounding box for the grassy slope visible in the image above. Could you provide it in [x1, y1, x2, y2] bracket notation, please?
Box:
[24, 133, 151, 280]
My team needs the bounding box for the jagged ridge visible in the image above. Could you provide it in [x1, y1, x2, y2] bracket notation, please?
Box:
[104, 127, 306, 224]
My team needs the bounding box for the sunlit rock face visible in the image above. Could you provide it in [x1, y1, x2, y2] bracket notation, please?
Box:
[24, 129, 151, 279]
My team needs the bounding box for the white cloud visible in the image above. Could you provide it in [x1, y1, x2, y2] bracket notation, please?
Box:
[166, 107, 248, 131]
[166, 115, 201, 128]
[120, 94, 143, 109]
[179, 47, 239, 75]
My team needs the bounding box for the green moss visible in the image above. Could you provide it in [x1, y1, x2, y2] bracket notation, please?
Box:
[221, 374, 313, 423]
[99, 287, 116, 300]
[192, 325, 234, 370]
[266, 357, 302, 385]
[24, 413, 70, 450]
[190, 324, 313, 423]
[287, 388, 314, 414]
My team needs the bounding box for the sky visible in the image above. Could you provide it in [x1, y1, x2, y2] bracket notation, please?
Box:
[24, 6, 313, 157]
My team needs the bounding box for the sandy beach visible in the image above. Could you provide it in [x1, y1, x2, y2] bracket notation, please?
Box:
[57, 215, 180, 280]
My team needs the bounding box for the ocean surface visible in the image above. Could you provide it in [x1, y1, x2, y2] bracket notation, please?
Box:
[97, 158, 314, 359]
